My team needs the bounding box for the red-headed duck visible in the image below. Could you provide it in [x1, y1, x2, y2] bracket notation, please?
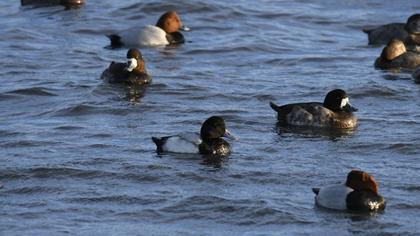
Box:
[152, 116, 237, 156]
[107, 11, 190, 48]
[101, 48, 151, 86]
[312, 170, 386, 212]
[270, 89, 358, 129]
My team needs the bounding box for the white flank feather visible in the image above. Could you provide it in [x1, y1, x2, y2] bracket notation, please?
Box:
[119, 25, 169, 47]
[315, 184, 354, 210]
[162, 132, 202, 154]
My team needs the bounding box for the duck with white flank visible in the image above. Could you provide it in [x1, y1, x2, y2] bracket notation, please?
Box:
[313, 170, 386, 212]
[107, 11, 190, 48]
[152, 116, 237, 156]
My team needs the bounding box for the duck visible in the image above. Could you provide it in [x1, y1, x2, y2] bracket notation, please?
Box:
[363, 13, 419, 45]
[312, 170, 386, 212]
[269, 89, 358, 129]
[374, 39, 420, 70]
[100, 48, 151, 86]
[107, 11, 190, 48]
[151, 116, 237, 156]
[21, 0, 84, 7]
[413, 67, 420, 83]
[404, 14, 420, 51]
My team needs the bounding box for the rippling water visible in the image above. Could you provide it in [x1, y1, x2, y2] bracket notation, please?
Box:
[1, 0, 420, 235]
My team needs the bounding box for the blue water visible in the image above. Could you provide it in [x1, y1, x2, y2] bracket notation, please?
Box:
[1, 0, 420, 235]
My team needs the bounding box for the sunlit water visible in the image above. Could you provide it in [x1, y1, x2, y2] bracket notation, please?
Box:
[1, 0, 420, 235]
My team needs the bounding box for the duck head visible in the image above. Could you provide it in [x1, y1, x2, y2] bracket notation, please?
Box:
[323, 89, 357, 113]
[200, 116, 237, 141]
[156, 11, 190, 34]
[405, 13, 420, 35]
[345, 170, 378, 194]
[125, 48, 146, 73]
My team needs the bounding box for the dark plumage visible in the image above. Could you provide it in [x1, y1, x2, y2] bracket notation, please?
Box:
[363, 13, 420, 45]
[270, 89, 358, 129]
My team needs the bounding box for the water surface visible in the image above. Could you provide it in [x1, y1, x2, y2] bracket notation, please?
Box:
[1, 0, 420, 235]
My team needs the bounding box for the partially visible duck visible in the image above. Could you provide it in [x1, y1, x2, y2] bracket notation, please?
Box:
[404, 14, 420, 51]
[101, 48, 151, 86]
[21, 0, 84, 8]
[312, 170, 386, 212]
[270, 89, 358, 129]
[363, 14, 419, 45]
[363, 23, 407, 45]
[107, 11, 190, 48]
[374, 39, 420, 70]
[413, 67, 420, 83]
[151, 116, 237, 156]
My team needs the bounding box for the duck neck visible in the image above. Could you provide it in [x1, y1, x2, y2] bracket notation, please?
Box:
[406, 34, 420, 45]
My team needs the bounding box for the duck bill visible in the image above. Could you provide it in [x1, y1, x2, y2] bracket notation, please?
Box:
[180, 25, 190, 31]
[343, 103, 358, 112]
[223, 129, 238, 140]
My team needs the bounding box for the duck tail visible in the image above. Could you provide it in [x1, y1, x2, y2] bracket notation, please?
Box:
[312, 188, 320, 195]
[269, 101, 280, 111]
[362, 28, 372, 34]
[151, 137, 164, 153]
[106, 34, 123, 48]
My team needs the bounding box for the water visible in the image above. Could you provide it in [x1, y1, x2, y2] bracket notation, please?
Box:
[1, 0, 420, 235]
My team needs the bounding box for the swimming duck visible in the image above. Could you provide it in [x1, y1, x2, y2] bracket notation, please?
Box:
[107, 11, 190, 48]
[101, 48, 151, 86]
[413, 67, 420, 83]
[151, 116, 237, 156]
[269, 89, 358, 129]
[404, 14, 420, 51]
[363, 13, 419, 45]
[312, 170, 386, 212]
[374, 39, 420, 70]
[21, 0, 84, 7]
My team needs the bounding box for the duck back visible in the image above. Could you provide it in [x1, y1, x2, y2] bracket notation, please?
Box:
[271, 102, 357, 128]
[101, 62, 128, 83]
[363, 23, 407, 45]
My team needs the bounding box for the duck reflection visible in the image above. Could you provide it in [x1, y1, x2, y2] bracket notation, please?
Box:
[274, 123, 356, 140]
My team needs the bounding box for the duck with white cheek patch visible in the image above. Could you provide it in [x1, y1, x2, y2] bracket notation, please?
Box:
[101, 48, 151, 86]
[270, 89, 358, 129]
[151, 116, 238, 157]
[312, 170, 386, 212]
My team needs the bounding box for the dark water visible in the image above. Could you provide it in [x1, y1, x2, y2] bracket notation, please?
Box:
[1, 0, 420, 235]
